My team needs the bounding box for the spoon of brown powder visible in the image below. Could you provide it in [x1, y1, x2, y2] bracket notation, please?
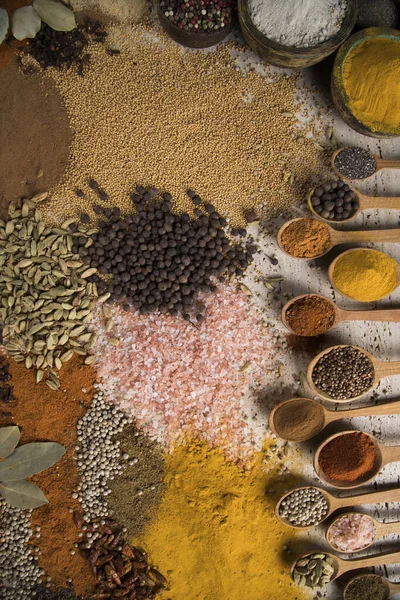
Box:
[282, 293, 400, 336]
[269, 397, 400, 442]
[277, 217, 400, 259]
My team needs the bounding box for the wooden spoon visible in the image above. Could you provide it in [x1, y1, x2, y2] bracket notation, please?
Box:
[307, 184, 400, 224]
[276, 218, 400, 260]
[332, 148, 400, 182]
[275, 485, 400, 529]
[291, 549, 400, 586]
[269, 397, 400, 442]
[314, 430, 400, 489]
[344, 574, 400, 600]
[327, 511, 400, 553]
[328, 248, 400, 302]
[282, 293, 400, 336]
[307, 344, 400, 403]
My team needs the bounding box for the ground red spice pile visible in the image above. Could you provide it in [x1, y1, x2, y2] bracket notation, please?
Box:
[0, 355, 97, 595]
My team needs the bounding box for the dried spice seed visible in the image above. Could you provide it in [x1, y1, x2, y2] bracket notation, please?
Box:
[310, 180, 359, 220]
[279, 487, 329, 527]
[79, 187, 255, 318]
[311, 346, 374, 400]
[24, 20, 107, 74]
[43, 27, 324, 227]
[334, 147, 377, 180]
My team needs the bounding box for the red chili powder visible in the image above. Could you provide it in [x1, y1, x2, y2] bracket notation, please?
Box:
[318, 432, 377, 484]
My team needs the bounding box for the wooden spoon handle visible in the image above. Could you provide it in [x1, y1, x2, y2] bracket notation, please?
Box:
[339, 308, 400, 323]
[333, 400, 400, 421]
[334, 229, 400, 244]
[334, 488, 400, 509]
[360, 195, 400, 210]
[338, 551, 400, 577]
[374, 360, 400, 379]
[376, 159, 400, 170]
[381, 445, 400, 466]
[377, 521, 400, 537]
[388, 581, 400, 593]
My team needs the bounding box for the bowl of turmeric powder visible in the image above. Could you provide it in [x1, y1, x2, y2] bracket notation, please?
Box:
[332, 27, 400, 138]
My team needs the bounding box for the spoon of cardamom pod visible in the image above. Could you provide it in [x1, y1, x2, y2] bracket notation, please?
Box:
[291, 549, 400, 590]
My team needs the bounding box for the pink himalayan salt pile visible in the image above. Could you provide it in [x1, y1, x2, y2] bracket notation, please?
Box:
[93, 283, 278, 462]
[328, 513, 376, 553]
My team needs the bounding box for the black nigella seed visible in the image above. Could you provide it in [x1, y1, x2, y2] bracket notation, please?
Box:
[75, 188, 84, 198]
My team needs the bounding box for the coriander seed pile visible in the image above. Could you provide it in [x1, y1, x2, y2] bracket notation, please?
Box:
[42, 25, 324, 226]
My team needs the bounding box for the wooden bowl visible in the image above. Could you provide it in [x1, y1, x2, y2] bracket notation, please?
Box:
[237, 0, 357, 68]
[158, 6, 234, 49]
[331, 27, 400, 138]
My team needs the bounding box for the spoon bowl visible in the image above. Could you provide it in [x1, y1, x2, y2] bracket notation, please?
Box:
[282, 293, 400, 336]
[332, 147, 400, 183]
[327, 511, 400, 554]
[307, 181, 400, 224]
[269, 396, 400, 442]
[277, 218, 400, 260]
[276, 485, 400, 529]
[314, 430, 400, 489]
[328, 248, 400, 302]
[306, 343, 400, 403]
[344, 574, 400, 600]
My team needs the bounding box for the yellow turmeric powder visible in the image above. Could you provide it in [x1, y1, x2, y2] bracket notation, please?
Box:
[332, 249, 397, 302]
[342, 36, 400, 134]
[135, 441, 306, 600]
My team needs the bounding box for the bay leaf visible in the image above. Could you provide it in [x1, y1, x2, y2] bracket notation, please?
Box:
[0, 479, 48, 509]
[32, 0, 76, 31]
[0, 442, 65, 481]
[0, 8, 9, 45]
[0, 426, 20, 459]
[12, 6, 41, 40]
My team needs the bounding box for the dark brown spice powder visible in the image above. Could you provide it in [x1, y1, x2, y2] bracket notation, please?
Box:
[107, 423, 165, 539]
[285, 294, 335, 336]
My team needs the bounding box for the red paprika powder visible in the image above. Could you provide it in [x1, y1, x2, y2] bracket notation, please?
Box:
[318, 431, 376, 484]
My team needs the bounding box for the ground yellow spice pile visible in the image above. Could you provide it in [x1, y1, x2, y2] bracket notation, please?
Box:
[135, 441, 306, 600]
[43, 26, 323, 226]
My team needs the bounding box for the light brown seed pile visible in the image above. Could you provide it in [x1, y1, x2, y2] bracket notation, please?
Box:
[43, 26, 324, 226]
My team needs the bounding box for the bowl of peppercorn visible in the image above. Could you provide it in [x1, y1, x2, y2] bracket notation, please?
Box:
[158, 0, 235, 49]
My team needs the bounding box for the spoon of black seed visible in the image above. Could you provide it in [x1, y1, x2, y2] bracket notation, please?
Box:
[73, 185, 257, 321]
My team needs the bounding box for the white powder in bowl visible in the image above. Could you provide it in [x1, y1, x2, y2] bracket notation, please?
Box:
[248, 0, 348, 48]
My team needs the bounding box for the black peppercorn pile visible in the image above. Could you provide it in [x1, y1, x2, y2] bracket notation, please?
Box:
[310, 180, 359, 221]
[312, 346, 374, 400]
[24, 20, 107, 75]
[76, 187, 256, 318]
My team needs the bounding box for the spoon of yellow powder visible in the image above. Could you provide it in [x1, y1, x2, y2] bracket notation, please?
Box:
[329, 248, 399, 302]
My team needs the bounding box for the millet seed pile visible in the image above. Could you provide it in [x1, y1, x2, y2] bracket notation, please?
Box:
[42, 25, 324, 226]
